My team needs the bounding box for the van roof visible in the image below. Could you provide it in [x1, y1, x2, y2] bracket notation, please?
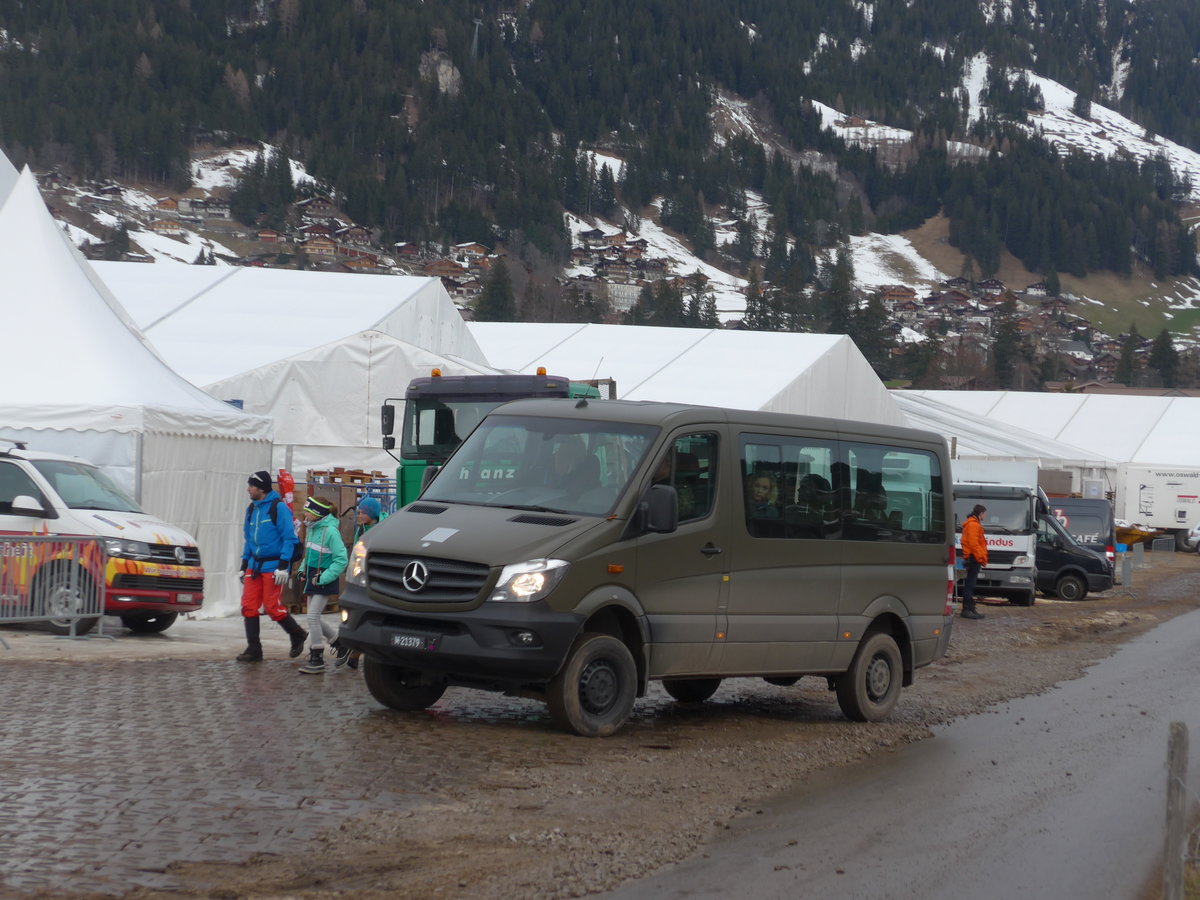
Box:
[0, 445, 94, 465]
[489, 398, 947, 448]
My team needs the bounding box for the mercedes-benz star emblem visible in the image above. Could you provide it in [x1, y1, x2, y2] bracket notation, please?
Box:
[174, 546, 187, 564]
[401, 560, 430, 592]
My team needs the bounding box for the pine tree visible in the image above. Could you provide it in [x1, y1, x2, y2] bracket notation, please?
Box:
[743, 270, 769, 331]
[475, 258, 517, 321]
[1148, 328, 1180, 387]
[1115, 324, 1140, 386]
[990, 299, 1022, 387]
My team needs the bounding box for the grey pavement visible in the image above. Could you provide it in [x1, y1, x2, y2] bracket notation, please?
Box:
[0, 615, 557, 897]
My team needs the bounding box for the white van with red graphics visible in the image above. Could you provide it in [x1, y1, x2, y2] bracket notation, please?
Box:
[0, 444, 203, 634]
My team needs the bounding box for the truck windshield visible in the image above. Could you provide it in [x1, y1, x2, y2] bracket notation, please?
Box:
[422, 414, 659, 517]
[401, 398, 511, 462]
[31, 460, 141, 513]
[954, 497, 1031, 534]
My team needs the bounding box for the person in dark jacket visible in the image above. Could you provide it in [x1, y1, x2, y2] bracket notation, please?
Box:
[236, 471, 307, 661]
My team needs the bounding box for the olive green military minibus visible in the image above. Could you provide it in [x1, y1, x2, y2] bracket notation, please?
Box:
[339, 398, 955, 736]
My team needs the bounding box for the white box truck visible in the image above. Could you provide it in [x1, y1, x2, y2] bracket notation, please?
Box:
[952, 460, 1044, 607]
[1116, 463, 1200, 550]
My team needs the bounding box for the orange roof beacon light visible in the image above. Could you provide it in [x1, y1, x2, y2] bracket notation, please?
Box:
[536, 366, 547, 376]
[430, 368, 442, 377]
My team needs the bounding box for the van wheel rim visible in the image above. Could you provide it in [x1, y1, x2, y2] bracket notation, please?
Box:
[579, 660, 618, 714]
[866, 656, 892, 700]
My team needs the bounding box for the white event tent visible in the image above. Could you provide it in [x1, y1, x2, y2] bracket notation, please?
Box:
[93, 262, 493, 473]
[902, 390, 1200, 468]
[0, 165, 273, 617]
[892, 391, 1116, 494]
[468, 322, 907, 426]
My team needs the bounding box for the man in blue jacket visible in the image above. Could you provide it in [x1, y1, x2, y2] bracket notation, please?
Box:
[237, 470, 307, 662]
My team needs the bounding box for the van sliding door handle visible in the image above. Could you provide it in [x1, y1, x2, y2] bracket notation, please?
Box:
[700, 543, 723, 557]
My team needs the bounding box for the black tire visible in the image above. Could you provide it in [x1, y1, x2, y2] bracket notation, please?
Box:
[662, 677, 722, 703]
[1012, 589, 1036, 607]
[121, 613, 179, 634]
[546, 633, 637, 737]
[1175, 530, 1193, 552]
[836, 632, 903, 722]
[1055, 573, 1088, 602]
[35, 566, 99, 636]
[362, 659, 446, 711]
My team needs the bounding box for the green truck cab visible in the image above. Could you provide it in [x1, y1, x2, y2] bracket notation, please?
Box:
[342, 398, 955, 736]
[383, 369, 602, 507]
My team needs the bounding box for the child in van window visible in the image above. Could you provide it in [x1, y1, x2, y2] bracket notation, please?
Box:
[746, 474, 779, 518]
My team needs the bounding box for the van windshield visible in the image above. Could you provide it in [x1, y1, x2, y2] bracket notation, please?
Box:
[1055, 514, 1105, 544]
[31, 460, 142, 513]
[422, 414, 659, 517]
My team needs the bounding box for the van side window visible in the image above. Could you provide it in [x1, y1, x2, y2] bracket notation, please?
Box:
[843, 442, 945, 543]
[0, 461, 46, 515]
[654, 433, 718, 522]
[740, 434, 839, 539]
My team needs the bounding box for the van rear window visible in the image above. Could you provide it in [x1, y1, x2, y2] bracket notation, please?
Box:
[739, 435, 945, 543]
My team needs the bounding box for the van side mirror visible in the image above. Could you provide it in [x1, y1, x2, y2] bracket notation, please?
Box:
[10, 494, 47, 517]
[640, 484, 679, 534]
[381, 403, 396, 437]
[419, 465, 441, 493]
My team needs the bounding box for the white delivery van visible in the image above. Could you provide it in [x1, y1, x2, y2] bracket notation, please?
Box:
[0, 443, 203, 634]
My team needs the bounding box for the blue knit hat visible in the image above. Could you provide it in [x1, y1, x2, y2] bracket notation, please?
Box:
[358, 497, 382, 520]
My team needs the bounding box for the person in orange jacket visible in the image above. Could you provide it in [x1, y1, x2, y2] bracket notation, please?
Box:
[960, 504, 988, 619]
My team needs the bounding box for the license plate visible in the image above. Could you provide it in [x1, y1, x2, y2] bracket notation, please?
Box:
[177, 593, 194, 602]
[390, 631, 440, 652]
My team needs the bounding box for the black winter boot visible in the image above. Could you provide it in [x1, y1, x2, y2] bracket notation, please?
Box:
[299, 648, 325, 674]
[332, 639, 352, 669]
[236, 617, 263, 662]
[279, 614, 308, 658]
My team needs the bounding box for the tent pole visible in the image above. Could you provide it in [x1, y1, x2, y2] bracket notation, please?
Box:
[134, 432, 144, 504]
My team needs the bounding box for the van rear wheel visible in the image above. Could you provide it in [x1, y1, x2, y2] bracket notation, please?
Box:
[546, 633, 636, 737]
[363, 659, 446, 711]
[35, 565, 99, 636]
[662, 677, 721, 703]
[836, 632, 902, 722]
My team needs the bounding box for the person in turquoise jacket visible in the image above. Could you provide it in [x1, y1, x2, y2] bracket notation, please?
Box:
[297, 496, 350, 674]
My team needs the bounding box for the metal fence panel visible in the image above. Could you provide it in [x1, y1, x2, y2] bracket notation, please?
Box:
[0, 536, 106, 631]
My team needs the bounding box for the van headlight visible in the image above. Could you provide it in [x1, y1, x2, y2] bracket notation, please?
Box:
[490, 558, 570, 603]
[348, 540, 368, 586]
[104, 539, 152, 560]
[1012, 555, 1030, 567]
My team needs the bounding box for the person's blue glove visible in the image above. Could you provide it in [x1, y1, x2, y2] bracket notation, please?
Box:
[272, 568, 288, 586]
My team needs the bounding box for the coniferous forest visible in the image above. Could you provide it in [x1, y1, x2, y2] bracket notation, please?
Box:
[0, 0, 1197, 281]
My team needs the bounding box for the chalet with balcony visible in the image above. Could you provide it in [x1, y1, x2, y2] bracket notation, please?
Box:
[424, 257, 468, 278]
[299, 236, 337, 257]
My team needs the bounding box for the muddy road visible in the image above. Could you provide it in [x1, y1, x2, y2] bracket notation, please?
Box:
[2, 553, 1198, 900]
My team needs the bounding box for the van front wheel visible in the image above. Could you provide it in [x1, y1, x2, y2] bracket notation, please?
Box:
[1055, 574, 1087, 602]
[836, 632, 902, 722]
[363, 659, 446, 711]
[546, 633, 636, 737]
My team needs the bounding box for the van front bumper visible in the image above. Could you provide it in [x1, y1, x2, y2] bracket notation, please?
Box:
[338, 584, 583, 687]
[104, 588, 203, 615]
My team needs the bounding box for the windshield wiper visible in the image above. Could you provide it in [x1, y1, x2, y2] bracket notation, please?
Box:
[499, 503, 571, 514]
